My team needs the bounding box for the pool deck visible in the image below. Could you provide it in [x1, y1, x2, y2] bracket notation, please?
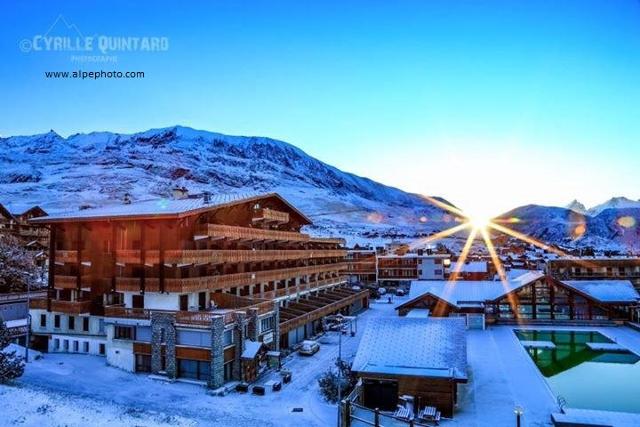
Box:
[444, 324, 640, 427]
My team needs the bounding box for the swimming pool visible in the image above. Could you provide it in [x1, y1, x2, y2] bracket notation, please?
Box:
[515, 329, 640, 413]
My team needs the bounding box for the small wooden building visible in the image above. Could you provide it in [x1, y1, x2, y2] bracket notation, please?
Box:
[351, 317, 467, 418]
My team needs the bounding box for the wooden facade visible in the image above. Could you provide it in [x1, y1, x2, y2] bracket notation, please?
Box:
[397, 276, 638, 322]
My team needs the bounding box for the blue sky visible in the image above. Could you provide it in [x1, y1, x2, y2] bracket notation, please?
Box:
[1, 0, 639, 216]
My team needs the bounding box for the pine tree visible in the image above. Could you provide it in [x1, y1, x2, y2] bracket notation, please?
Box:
[0, 319, 25, 383]
[0, 235, 39, 293]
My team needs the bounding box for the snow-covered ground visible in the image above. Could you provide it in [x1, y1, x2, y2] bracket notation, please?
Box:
[3, 302, 640, 427]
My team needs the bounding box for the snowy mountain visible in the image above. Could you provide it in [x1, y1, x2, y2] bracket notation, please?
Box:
[499, 204, 640, 252]
[565, 199, 587, 215]
[587, 197, 640, 216]
[0, 126, 456, 245]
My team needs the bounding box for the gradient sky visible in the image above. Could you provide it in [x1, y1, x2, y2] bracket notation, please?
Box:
[1, 1, 640, 218]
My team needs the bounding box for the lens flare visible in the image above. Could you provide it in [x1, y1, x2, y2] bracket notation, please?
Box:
[617, 216, 636, 229]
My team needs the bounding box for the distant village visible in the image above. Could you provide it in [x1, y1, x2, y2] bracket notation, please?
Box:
[1, 189, 640, 426]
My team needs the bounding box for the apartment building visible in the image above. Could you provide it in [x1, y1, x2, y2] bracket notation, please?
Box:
[345, 249, 377, 285]
[29, 192, 368, 387]
[0, 203, 49, 260]
[377, 253, 450, 287]
[547, 257, 640, 290]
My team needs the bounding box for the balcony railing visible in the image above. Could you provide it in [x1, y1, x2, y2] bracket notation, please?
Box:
[54, 275, 91, 289]
[29, 298, 48, 309]
[196, 223, 309, 243]
[49, 299, 92, 314]
[55, 250, 78, 263]
[104, 305, 151, 319]
[252, 208, 289, 224]
[114, 277, 160, 292]
[114, 248, 345, 265]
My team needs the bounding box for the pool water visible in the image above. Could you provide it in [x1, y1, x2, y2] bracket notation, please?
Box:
[515, 329, 640, 413]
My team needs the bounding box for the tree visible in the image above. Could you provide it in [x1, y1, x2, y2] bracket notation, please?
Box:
[0, 235, 39, 293]
[318, 360, 357, 403]
[0, 319, 25, 383]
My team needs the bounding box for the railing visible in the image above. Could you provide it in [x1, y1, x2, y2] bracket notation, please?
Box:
[128, 263, 348, 293]
[252, 208, 289, 223]
[104, 305, 151, 320]
[196, 223, 309, 243]
[49, 299, 92, 314]
[309, 237, 346, 245]
[55, 250, 78, 263]
[29, 298, 48, 309]
[175, 310, 236, 326]
[0, 290, 47, 303]
[113, 248, 346, 265]
[54, 275, 91, 289]
[114, 277, 160, 292]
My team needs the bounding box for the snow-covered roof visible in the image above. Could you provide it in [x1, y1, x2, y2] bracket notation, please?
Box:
[30, 192, 311, 224]
[399, 271, 544, 309]
[451, 261, 488, 273]
[241, 340, 263, 359]
[378, 253, 450, 259]
[560, 280, 640, 303]
[352, 317, 467, 381]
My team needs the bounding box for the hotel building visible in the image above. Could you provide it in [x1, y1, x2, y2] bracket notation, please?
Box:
[29, 192, 368, 387]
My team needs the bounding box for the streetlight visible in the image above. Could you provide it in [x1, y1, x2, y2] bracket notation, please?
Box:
[323, 314, 355, 427]
[514, 405, 524, 427]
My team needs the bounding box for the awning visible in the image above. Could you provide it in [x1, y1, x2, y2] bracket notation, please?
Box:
[241, 340, 263, 359]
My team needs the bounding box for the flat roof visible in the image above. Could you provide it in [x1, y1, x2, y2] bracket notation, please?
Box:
[352, 317, 467, 381]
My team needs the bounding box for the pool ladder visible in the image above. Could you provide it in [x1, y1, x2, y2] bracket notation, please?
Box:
[557, 395, 567, 411]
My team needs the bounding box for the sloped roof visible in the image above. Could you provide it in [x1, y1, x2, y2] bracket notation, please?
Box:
[451, 261, 488, 273]
[560, 280, 640, 303]
[398, 271, 544, 309]
[352, 317, 467, 381]
[29, 192, 311, 224]
[0, 203, 15, 221]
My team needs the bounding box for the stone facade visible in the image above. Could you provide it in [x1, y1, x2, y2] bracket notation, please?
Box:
[208, 315, 225, 389]
[232, 311, 246, 381]
[247, 308, 259, 341]
[272, 300, 280, 351]
[150, 311, 177, 378]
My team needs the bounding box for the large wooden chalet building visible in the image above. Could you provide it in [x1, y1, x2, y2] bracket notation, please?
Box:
[29, 192, 368, 387]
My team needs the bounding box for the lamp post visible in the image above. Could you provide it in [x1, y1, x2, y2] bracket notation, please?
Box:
[514, 405, 524, 427]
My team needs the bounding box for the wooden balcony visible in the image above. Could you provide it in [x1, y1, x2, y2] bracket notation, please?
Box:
[114, 248, 345, 265]
[309, 237, 346, 245]
[114, 277, 160, 292]
[104, 305, 151, 320]
[49, 299, 92, 314]
[196, 223, 309, 243]
[252, 208, 289, 224]
[55, 250, 78, 263]
[114, 263, 347, 294]
[54, 275, 91, 289]
[29, 298, 48, 309]
[175, 310, 235, 327]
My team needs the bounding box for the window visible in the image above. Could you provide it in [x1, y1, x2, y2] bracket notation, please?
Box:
[54, 315, 60, 329]
[83, 317, 89, 332]
[132, 294, 144, 309]
[40, 314, 47, 328]
[223, 329, 233, 347]
[83, 342, 89, 353]
[178, 359, 210, 381]
[179, 295, 189, 311]
[135, 354, 152, 373]
[260, 316, 274, 333]
[68, 316, 75, 330]
[99, 343, 105, 355]
[114, 325, 135, 340]
[53, 339, 60, 350]
[73, 341, 79, 352]
[434, 269, 443, 275]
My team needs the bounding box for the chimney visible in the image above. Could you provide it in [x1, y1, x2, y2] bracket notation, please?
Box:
[203, 191, 211, 204]
[172, 186, 189, 200]
[123, 193, 132, 205]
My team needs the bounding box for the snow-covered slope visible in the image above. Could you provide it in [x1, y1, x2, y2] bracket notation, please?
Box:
[587, 197, 640, 216]
[0, 126, 454, 245]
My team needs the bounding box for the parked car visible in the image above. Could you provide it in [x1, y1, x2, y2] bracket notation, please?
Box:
[298, 340, 320, 356]
[395, 288, 406, 296]
[378, 287, 387, 295]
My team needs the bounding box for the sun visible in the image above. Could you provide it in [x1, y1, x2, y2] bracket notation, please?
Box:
[468, 213, 492, 231]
